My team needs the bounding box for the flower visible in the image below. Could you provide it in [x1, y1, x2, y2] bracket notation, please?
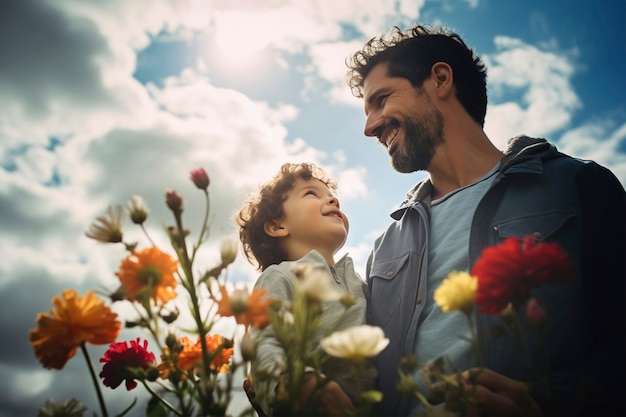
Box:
[176, 335, 234, 374]
[85, 205, 125, 243]
[30, 290, 121, 370]
[215, 285, 272, 329]
[526, 298, 548, 333]
[190, 168, 210, 190]
[220, 235, 238, 266]
[127, 195, 149, 225]
[434, 271, 477, 313]
[472, 236, 574, 314]
[320, 325, 389, 365]
[239, 332, 258, 361]
[37, 398, 88, 417]
[116, 247, 178, 305]
[165, 189, 183, 214]
[292, 263, 343, 303]
[99, 338, 156, 391]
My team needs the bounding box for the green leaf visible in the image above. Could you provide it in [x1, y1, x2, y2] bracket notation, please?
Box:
[146, 396, 167, 417]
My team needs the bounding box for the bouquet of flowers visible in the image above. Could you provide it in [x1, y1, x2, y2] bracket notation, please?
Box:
[396, 235, 574, 417]
[29, 168, 273, 417]
[28, 167, 387, 417]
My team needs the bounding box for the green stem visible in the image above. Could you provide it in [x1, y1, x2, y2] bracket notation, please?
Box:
[140, 224, 157, 247]
[141, 381, 183, 416]
[172, 209, 212, 413]
[80, 343, 109, 417]
[190, 189, 211, 265]
[466, 308, 484, 368]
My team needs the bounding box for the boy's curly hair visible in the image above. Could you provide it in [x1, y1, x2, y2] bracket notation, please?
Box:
[236, 162, 336, 271]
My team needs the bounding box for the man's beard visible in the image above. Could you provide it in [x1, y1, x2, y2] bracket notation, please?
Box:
[390, 107, 444, 173]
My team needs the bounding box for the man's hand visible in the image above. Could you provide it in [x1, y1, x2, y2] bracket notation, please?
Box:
[243, 373, 355, 417]
[299, 373, 356, 417]
[458, 368, 542, 417]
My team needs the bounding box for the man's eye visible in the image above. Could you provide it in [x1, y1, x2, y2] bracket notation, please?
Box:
[377, 95, 388, 106]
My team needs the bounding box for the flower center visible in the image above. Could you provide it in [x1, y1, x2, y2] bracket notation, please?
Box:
[138, 265, 163, 287]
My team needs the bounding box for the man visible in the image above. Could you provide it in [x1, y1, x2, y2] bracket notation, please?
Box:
[346, 24, 626, 416]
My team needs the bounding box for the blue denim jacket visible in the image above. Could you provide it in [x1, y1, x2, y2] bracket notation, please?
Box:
[366, 136, 626, 416]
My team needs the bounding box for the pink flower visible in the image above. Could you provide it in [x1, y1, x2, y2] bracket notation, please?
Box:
[190, 168, 210, 190]
[99, 338, 156, 390]
[472, 236, 574, 314]
[526, 298, 548, 332]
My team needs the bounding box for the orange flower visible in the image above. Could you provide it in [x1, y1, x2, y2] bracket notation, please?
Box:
[29, 289, 121, 370]
[116, 247, 178, 305]
[215, 285, 272, 329]
[169, 335, 232, 374]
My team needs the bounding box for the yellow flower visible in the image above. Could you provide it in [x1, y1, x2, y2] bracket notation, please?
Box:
[116, 247, 178, 305]
[85, 205, 125, 243]
[29, 289, 121, 370]
[215, 285, 272, 329]
[320, 325, 389, 365]
[434, 271, 478, 313]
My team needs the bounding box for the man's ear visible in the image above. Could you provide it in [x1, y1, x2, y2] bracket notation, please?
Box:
[264, 220, 288, 237]
[431, 62, 453, 96]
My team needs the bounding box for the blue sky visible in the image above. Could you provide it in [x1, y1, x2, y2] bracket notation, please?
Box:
[1, 0, 625, 416]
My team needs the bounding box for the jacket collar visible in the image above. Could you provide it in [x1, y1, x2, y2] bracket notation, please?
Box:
[391, 135, 558, 219]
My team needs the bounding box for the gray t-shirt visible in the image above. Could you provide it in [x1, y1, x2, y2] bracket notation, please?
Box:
[414, 163, 499, 385]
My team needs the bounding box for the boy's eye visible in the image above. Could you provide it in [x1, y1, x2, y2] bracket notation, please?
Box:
[305, 190, 318, 196]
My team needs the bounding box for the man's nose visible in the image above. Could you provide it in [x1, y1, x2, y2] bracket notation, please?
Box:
[364, 111, 383, 138]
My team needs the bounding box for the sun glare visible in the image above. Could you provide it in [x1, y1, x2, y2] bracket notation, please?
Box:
[214, 13, 270, 63]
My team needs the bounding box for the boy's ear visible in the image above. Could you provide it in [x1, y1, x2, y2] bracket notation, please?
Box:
[264, 220, 288, 237]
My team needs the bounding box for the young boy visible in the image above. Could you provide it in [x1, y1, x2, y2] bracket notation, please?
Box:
[236, 162, 371, 416]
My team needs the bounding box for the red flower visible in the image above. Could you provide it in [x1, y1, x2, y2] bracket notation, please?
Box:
[99, 338, 156, 390]
[472, 236, 574, 314]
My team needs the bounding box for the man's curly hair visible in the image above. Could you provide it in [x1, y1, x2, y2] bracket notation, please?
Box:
[236, 162, 337, 271]
[346, 24, 488, 127]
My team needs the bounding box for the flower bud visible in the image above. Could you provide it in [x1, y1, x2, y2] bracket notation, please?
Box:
[190, 168, 210, 190]
[240, 332, 258, 361]
[220, 236, 238, 266]
[165, 333, 179, 351]
[165, 190, 183, 214]
[229, 288, 250, 315]
[110, 285, 126, 302]
[340, 292, 356, 309]
[526, 298, 547, 333]
[146, 366, 160, 382]
[127, 195, 149, 224]
[396, 371, 418, 395]
[160, 308, 179, 324]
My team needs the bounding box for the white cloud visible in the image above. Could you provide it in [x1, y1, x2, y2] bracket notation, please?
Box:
[484, 36, 580, 149]
[557, 120, 626, 187]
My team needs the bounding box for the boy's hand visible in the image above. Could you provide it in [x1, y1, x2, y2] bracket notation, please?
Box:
[299, 373, 356, 416]
[243, 376, 267, 417]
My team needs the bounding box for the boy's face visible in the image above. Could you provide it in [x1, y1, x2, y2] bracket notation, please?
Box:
[275, 177, 349, 253]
